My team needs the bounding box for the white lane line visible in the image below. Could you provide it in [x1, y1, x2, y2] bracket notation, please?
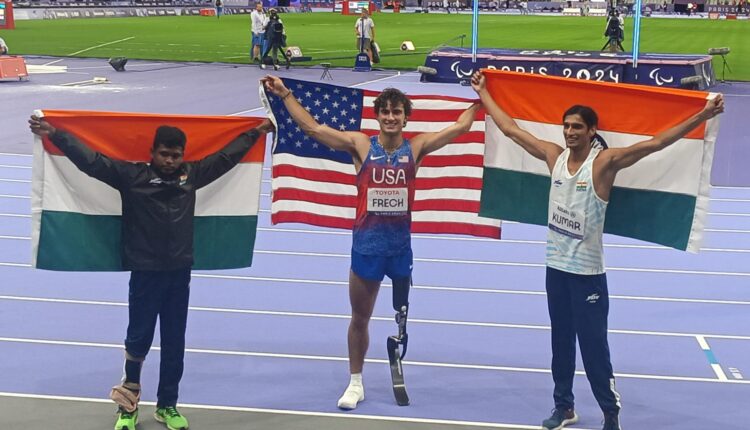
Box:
[2, 226, 750, 253]
[710, 212, 750, 217]
[0, 391, 587, 430]
[0, 267, 748, 306]
[255, 226, 750, 252]
[1, 336, 747, 385]
[0, 165, 31, 169]
[249, 249, 750, 277]
[1, 294, 748, 340]
[0, 153, 31, 157]
[1, 247, 749, 276]
[351, 71, 402, 87]
[696, 335, 729, 381]
[706, 228, 750, 234]
[0, 179, 31, 183]
[43, 37, 136, 66]
[190, 274, 750, 306]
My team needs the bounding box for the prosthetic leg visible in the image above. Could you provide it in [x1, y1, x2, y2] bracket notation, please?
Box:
[110, 353, 143, 413]
[387, 277, 411, 406]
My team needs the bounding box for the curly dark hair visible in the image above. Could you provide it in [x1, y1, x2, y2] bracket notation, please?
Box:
[373, 88, 412, 117]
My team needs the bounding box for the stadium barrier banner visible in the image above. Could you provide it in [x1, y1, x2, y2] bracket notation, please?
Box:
[707, 5, 747, 14]
[422, 47, 716, 90]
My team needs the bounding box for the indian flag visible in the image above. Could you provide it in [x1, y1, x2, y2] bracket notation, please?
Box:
[31, 110, 267, 271]
[479, 70, 720, 252]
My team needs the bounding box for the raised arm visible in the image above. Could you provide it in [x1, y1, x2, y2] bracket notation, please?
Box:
[471, 71, 563, 172]
[410, 103, 480, 164]
[29, 115, 127, 190]
[261, 75, 370, 163]
[598, 95, 724, 173]
[192, 119, 275, 189]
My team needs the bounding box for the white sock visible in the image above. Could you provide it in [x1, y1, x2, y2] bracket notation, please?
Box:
[349, 373, 363, 386]
[337, 373, 364, 410]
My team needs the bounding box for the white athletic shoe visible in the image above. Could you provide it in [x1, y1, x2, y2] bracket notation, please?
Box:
[337, 383, 365, 410]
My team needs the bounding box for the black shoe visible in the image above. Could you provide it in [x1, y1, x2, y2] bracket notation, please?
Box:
[602, 412, 622, 430]
[542, 408, 579, 430]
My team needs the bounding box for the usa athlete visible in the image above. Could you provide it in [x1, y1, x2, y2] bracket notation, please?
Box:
[262, 75, 479, 410]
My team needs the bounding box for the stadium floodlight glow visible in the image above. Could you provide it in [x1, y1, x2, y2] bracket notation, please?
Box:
[708, 47, 730, 56]
[108, 57, 128, 72]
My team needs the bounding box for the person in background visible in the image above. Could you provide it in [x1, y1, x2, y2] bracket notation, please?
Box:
[215, 0, 224, 18]
[354, 9, 375, 63]
[251, 3, 268, 63]
[261, 8, 291, 71]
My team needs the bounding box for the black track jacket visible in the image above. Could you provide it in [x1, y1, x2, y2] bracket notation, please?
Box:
[49, 129, 260, 271]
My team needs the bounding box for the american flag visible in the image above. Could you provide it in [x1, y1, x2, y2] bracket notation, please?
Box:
[261, 78, 501, 239]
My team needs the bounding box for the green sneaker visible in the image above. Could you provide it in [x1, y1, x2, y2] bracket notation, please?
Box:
[114, 408, 138, 430]
[154, 406, 189, 430]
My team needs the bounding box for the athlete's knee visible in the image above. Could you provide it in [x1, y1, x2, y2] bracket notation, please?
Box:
[349, 311, 372, 331]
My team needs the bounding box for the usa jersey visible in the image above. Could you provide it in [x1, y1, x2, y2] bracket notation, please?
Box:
[352, 136, 416, 256]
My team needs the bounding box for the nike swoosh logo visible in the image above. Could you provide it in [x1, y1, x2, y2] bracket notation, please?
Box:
[370, 155, 385, 160]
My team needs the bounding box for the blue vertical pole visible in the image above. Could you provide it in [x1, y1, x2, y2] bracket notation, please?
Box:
[631, 0, 642, 68]
[471, 0, 479, 63]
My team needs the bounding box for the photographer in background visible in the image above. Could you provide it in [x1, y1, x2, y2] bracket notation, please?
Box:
[602, 10, 625, 52]
[261, 8, 290, 70]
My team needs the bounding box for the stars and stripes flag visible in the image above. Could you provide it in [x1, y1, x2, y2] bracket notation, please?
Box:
[260, 78, 502, 238]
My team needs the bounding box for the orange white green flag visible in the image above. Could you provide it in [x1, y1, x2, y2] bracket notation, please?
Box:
[31, 110, 266, 271]
[479, 70, 721, 252]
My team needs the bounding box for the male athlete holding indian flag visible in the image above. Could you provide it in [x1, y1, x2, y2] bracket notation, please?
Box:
[472, 70, 723, 430]
[29, 114, 273, 430]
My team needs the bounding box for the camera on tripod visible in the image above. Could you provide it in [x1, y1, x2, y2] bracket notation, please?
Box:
[602, 10, 624, 52]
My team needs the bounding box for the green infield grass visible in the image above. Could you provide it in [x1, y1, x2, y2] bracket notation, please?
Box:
[2, 13, 747, 80]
